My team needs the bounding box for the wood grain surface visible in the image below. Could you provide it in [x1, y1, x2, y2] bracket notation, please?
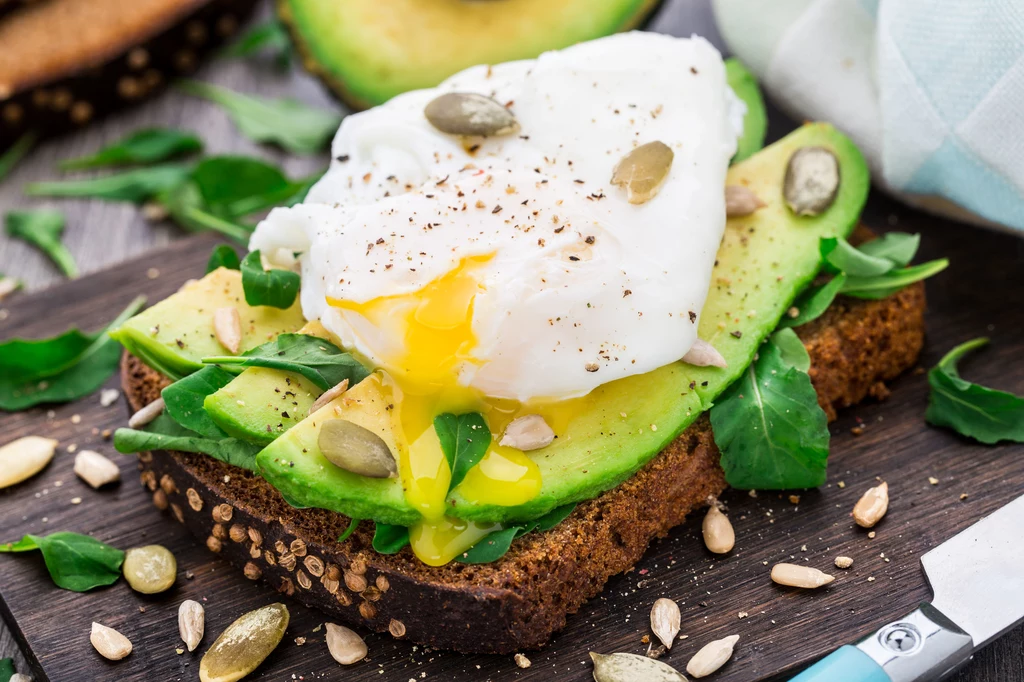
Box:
[1, 1, 1022, 680]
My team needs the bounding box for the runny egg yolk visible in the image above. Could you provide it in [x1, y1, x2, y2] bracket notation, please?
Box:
[326, 256, 589, 566]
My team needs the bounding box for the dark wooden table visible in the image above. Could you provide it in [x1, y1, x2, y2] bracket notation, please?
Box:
[1, 1, 1021, 680]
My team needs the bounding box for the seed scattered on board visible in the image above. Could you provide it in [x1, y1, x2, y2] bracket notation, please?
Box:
[686, 634, 740, 678]
[702, 505, 735, 554]
[514, 653, 532, 669]
[123, 545, 177, 594]
[0, 436, 57, 489]
[90, 622, 132, 661]
[200, 603, 289, 682]
[590, 651, 687, 682]
[74, 450, 120, 489]
[771, 563, 835, 589]
[834, 556, 854, 569]
[128, 397, 164, 428]
[852, 481, 889, 528]
[650, 598, 681, 650]
[325, 623, 367, 665]
[179, 599, 206, 652]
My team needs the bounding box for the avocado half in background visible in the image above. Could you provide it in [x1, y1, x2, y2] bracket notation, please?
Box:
[0, 0, 259, 150]
[278, 0, 663, 110]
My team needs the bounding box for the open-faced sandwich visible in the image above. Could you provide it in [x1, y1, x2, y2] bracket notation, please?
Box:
[110, 32, 944, 653]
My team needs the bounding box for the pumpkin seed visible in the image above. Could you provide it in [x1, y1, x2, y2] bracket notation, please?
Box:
[200, 603, 289, 682]
[123, 544, 177, 594]
[701, 505, 735, 554]
[681, 339, 727, 369]
[724, 185, 765, 217]
[308, 379, 349, 416]
[852, 481, 889, 528]
[179, 599, 206, 652]
[686, 634, 739, 678]
[499, 414, 555, 451]
[424, 92, 519, 137]
[590, 652, 687, 682]
[325, 623, 367, 665]
[90, 622, 132, 661]
[128, 397, 164, 428]
[74, 449, 121, 489]
[783, 147, 840, 216]
[771, 563, 834, 589]
[650, 598, 681, 650]
[318, 419, 397, 478]
[610, 141, 674, 205]
[0, 436, 57, 489]
[214, 307, 242, 355]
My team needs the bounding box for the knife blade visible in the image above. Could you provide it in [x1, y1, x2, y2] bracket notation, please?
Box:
[790, 494, 1024, 682]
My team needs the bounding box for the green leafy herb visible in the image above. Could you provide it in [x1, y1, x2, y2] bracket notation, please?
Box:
[778, 274, 847, 329]
[179, 80, 341, 154]
[161, 366, 236, 438]
[0, 131, 37, 182]
[338, 518, 361, 543]
[856, 232, 920, 268]
[821, 236, 893, 276]
[191, 156, 317, 218]
[0, 531, 124, 592]
[59, 128, 202, 170]
[0, 657, 14, 682]
[434, 412, 491, 492]
[114, 413, 260, 471]
[840, 259, 949, 300]
[206, 244, 242, 273]
[25, 163, 192, 203]
[372, 524, 410, 554]
[4, 210, 78, 278]
[457, 503, 577, 564]
[159, 181, 254, 243]
[0, 295, 144, 411]
[238, 250, 301, 308]
[221, 20, 292, 68]
[710, 328, 830, 490]
[926, 338, 1024, 444]
[203, 332, 369, 392]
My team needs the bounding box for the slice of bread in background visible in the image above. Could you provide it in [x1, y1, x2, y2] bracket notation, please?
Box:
[123, 280, 926, 654]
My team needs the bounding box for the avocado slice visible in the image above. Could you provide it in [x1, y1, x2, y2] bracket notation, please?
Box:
[109, 267, 305, 380]
[278, 0, 659, 109]
[255, 123, 869, 526]
[203, 321, 332, 445]
[726, 58, 767, 162]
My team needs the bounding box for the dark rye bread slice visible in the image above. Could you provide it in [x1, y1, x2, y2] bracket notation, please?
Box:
[0, 0, 258, 149]
[122, 282, 927, 654]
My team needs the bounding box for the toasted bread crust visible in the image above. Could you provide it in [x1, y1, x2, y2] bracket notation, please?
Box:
[123, 283, 925, 654]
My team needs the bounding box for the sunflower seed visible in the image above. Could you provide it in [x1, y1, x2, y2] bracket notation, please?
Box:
[682, 339, 728, 369]
[424, 92, 519, 137]
[200, 603, 289, 682]
[499, 414, 555, 451]
[325, 623, 367, 665]
[179, 600, 206, 652]
[308, 379, 350, 416]
[610, 141, 674, 205]
[128, 397, 164, 428]
[771, 563, 834, 588]
[686, 634, 739, 678]
[701, 505, 735, 554]
[725, 185, 765, 217]
[90, 622, 132, 661]
[100, 388, 121, 407]
[318, 419, 397, 478]
[853, 481, 889, 528]
[10, 674, 32, 682]
[650, 598, 681, 650]
[214, 307, 242, 355]
[590, 652, 687, 681]
[0, 436, 57, 489]
[74, 450, 121, 489]
[784, 147, 840, 216]
[123, 545, 177, 594]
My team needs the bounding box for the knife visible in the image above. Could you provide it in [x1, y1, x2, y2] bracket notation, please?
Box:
[790, 493, 1024, 682]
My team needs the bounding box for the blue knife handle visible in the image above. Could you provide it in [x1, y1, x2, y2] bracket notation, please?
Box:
[789, 646, 890, 682]
[789, 603, 974, 682]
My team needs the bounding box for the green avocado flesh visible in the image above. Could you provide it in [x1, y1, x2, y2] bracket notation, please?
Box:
[109, 268, 305, 380]
[726, 58, 767, 162]
[279, 0, 660, 109]
[256, 123, 869, 526]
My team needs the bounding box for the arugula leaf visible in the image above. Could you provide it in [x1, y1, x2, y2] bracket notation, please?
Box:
[926, 338, 1024, 444]
[778, 274, 847, 329]
[238, 250, 300, 308]
[0, 657, 14, 682]
[114, 413, 260, 471]
[221, 19, 292, 68]
[25, 163, 192, 203]
[840, 259, 949, 300]
[192, 156, 316, 218]
[5, 210, 78, 278]
[0, 131, 37, 182]
[338, 518, 361, 543]
[434, 413, 491, 491]
[159, 181, 254, 243]
[0, 296, 145, 411]
[0, 532, 124, 592]
[203, 333, 369, 392]
[59, 128, 202, 170]
[372, 524, 410, 554]
[161, 366, 236, 438]
[457, 503, 577, 564]
[821, 236, 893, 277]
[179, 80, 341, 154]
[856, 232, 920, 268]
[207, 244, 242, 273]
[710, 329, 830, 490]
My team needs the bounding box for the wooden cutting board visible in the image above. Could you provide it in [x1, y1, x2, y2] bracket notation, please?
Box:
[1, 203, 1023, 682]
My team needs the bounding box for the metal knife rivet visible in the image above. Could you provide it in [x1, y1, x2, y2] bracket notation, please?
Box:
[878, 622, 923, 655]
